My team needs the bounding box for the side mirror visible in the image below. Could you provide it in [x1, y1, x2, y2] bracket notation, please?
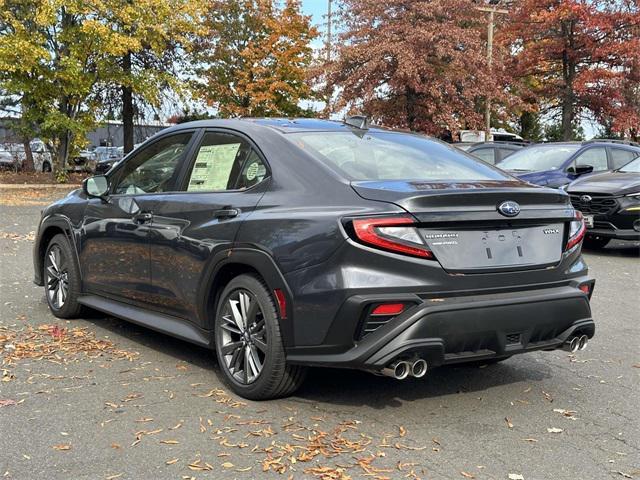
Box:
[575, 165, 594, 175]
[83, 175, 109, 198]
[568, 164, 594, 176]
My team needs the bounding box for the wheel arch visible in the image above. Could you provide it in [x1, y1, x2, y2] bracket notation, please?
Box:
[34, 216, 79, 286]
[198, 248, 295, 347]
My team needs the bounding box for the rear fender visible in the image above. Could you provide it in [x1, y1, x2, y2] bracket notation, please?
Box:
[197, 248, 295, 347]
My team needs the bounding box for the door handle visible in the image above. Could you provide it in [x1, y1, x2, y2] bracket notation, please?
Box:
[214, 208, 239, 219]
[133, 211, 153, 224]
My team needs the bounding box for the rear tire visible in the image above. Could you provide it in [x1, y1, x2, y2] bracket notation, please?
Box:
[583, 236, 610, 250]
[44, 234, 84, 318]
[214, 274, 306, 400]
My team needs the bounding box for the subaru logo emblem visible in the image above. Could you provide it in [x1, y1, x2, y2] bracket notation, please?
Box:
[498, 200, 520, 217]
[580, 195, 592, 203]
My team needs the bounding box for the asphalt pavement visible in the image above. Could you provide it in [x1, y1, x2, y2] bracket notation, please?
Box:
[1, 189, 638, 480]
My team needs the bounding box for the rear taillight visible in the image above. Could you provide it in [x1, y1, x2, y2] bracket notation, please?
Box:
[566, 211, 586, 251]
[351, 216, 434, 259]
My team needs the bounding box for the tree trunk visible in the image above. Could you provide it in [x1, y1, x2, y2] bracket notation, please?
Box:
[22, 139, 34, 172]
[405, 86, 417, 131]
[55, 132, 70, 175]
[122, 51, 134, 154]
[561, 20, 575, 141]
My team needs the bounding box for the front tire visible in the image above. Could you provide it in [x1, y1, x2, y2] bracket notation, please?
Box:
[583, 235, 610, 250]
[44, 234, 84, 318]
[214, 274, 306, 400]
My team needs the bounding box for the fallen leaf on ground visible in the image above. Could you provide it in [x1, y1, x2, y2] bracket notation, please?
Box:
[52, 444, 71, 451]
[508, 474, 525, 480]
[505, 417, 514, 429]
[547, 427, 563, 433]
[165, 458, 179, 465]
[160, 440, 179, 445]
[461, 472, 475, 479]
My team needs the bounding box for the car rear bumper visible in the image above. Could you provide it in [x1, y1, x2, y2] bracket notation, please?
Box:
[586, 227, 640, 241]
[286, 281, 595, 370]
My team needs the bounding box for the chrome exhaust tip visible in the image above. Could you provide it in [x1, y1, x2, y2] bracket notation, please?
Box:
[411, 359, 428, 378]
[381, 361, 410, 380]
[562, 336, 580, 353]
[578, 335, 588, 351]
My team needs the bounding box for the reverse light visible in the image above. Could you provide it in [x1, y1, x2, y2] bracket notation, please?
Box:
[566, 211, 586, 251]
[371, 303, 405, 316]
[351, 216, 434, 259]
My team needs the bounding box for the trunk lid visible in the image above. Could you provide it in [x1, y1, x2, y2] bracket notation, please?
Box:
[351, 180, 575, 273]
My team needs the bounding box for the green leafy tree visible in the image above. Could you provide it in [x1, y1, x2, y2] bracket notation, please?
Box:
[96, 0, 205, 153]
[0, 0, 204, 175]
[195, 0, 318, 117]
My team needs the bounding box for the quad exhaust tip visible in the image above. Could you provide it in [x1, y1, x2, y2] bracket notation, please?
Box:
[578, 334, 588, 351]
[563, 334, 588, 353]
[381, 359, 428, 380]
[411, 359, 428, 378]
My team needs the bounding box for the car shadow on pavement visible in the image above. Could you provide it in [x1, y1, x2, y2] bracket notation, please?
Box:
[81, 312, 552, 408]
[292, 362, 552, 408]
[583, 240, 640, 257]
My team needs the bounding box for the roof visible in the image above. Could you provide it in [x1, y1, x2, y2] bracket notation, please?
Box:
[164, 117, 396, 135]
[244, 117, 395, 134]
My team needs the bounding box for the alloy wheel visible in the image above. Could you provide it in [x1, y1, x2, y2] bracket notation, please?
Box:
[219, 289, 268, 384]
[46, 245, 69, 309]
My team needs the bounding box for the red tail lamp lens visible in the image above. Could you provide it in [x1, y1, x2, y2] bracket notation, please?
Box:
[351, 216, 434, 259]
[274, 288, 287, 319]
[566, 211, 586, 251]
[371, 303, 405, 316]
[579, 284, 591, 295]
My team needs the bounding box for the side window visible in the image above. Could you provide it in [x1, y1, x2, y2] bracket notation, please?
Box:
[610, 148, 639, 170]
[472, 148, 496, 164]
[498, 148, 517, 162]
[575, 147, 608, 172]
[185, 132, 266, 191]
[113, 133, 192, 195]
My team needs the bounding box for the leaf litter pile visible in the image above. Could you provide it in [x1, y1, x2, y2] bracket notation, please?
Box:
[0, 323, 138, 367]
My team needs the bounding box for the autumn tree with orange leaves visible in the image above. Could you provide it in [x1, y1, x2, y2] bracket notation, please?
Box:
[195, 0, 318, 118]
[501, 0, 640, 140]
[318, 0, 518, 138]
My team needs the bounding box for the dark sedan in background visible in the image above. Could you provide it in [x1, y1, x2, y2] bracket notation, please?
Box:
[499, 140, 640, 188]
[466, 141, 527, 165]
[566, 156, 640, 248]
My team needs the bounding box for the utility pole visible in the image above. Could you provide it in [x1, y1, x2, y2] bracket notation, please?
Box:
[477, 5, 508, 141]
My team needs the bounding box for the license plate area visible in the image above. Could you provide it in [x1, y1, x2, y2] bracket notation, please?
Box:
[584, 215, 594, 228]
[421, 224, 564, 272]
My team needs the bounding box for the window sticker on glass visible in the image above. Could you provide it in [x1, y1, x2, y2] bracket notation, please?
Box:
[188, 143, 241, 191]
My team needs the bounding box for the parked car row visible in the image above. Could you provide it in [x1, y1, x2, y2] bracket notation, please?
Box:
[0, 140, 144, 173]
[460, 139, 640, 248]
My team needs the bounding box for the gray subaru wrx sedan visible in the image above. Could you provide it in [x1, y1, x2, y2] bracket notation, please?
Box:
[33, 117, 595, 399]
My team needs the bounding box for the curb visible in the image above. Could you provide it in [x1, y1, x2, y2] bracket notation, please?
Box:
[0, 184, 80, 189]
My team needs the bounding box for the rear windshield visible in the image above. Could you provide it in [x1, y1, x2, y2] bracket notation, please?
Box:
[499, 144, 580, 172]
[289, 131, 510, 181]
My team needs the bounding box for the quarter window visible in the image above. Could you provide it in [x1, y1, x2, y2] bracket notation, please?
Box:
[112, 133, 192, 195]
[185, 132, 267, 191]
